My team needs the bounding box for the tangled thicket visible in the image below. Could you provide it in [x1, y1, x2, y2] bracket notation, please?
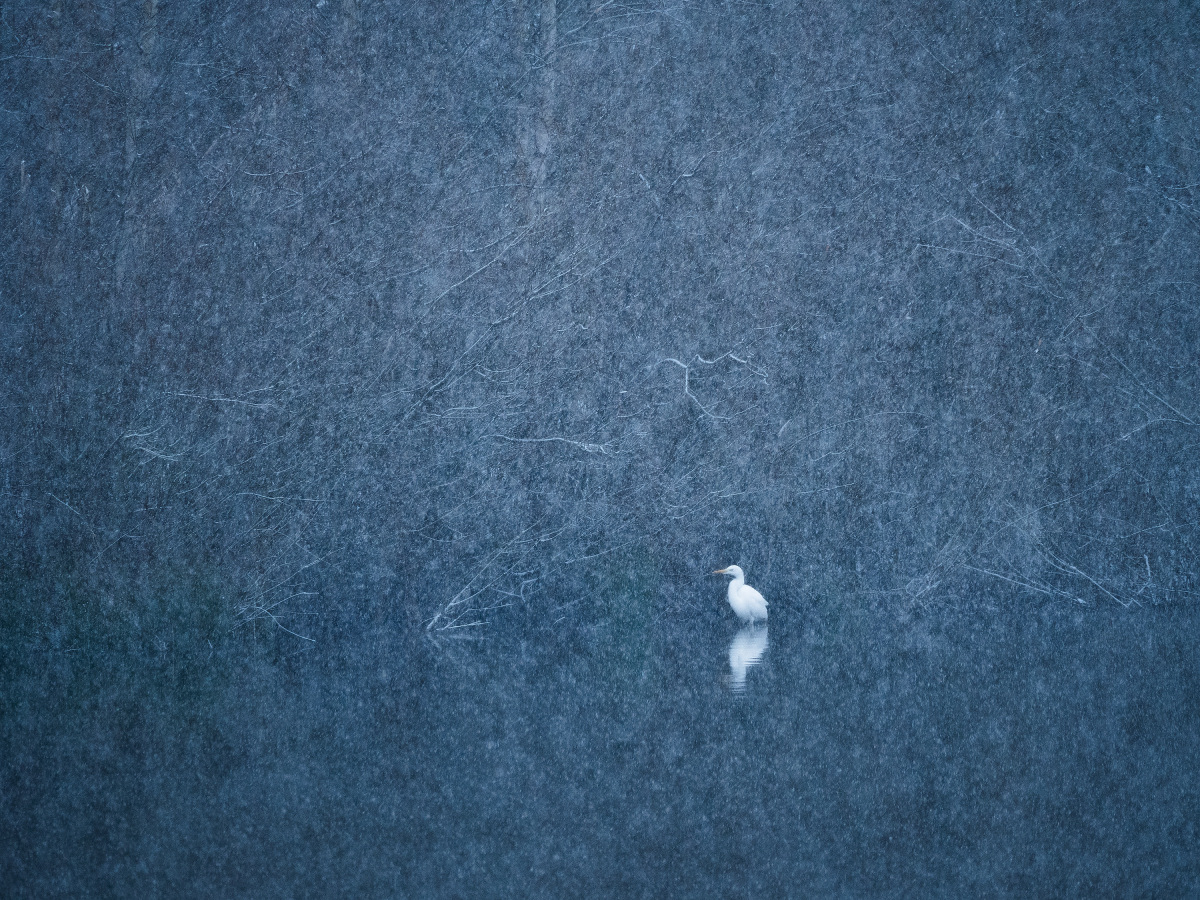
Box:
[4, 2, 1197, 637]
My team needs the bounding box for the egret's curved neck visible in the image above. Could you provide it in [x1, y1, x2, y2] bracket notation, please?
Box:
[728, 572, 744, 590]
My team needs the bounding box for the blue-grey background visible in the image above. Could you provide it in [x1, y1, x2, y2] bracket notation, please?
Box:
[2, 1, 1198, 895]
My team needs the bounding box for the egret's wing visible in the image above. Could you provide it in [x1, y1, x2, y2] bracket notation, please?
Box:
[744, 585, 767, 606]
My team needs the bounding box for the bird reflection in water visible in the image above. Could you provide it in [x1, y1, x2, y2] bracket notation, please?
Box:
[728, 624, 768, 694]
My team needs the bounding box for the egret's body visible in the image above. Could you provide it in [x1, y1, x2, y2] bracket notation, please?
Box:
[714, 565, 768, 624]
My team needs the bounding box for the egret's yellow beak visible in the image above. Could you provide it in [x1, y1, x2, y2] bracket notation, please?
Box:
[713, 567, 727, 574]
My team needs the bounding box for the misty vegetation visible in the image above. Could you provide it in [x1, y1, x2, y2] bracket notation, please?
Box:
[2, 1, 1198, 895]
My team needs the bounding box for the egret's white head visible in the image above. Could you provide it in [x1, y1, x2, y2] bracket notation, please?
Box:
[713, 565, 744, 580]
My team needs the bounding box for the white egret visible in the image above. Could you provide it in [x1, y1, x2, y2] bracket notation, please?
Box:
[713, 565, 768, 625]
[728, 624, 768, 693]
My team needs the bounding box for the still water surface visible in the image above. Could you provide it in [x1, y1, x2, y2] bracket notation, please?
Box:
[4, 585, 1198, 896]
